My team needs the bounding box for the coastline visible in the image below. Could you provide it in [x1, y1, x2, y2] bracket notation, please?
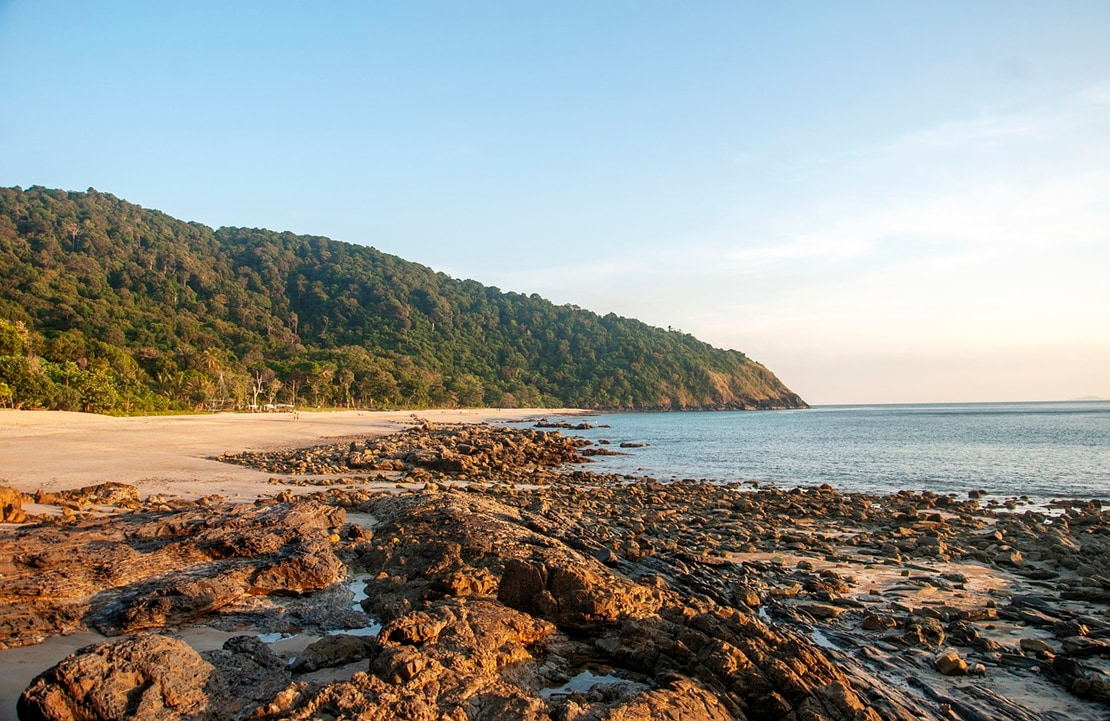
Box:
[3, 411, 1110, 720]
[0, 407, 589, 502]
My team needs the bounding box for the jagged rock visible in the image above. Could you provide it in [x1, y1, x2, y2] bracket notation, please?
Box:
[732, 585, 762, 608]
[33, 482, 142, 509]
[219, 423, 594, 480]
[249, 535, 344, 595]
[903, 616, 946, 646]
[14, 422, 1110, 721]
[0, 484, 24, 522]
[498, 557, 665, 629]
[601, 675, 732, 720]
[0, 500, 346, 647]
[862, 613, 898, 631]
[18, 635, 213, 721]
[935, 648, 969, 675]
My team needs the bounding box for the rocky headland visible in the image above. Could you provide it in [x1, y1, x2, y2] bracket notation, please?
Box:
[3, 419, 1110, 720]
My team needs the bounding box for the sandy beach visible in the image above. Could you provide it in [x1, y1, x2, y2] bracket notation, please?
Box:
[0, 408, 585, 502]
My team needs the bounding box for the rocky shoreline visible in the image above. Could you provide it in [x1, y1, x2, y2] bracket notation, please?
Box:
[3, 419, 1110, 719]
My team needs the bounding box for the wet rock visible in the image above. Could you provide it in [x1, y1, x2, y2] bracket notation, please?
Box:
[595, 547, 620, 566]
[1055, 620, 1090, 638]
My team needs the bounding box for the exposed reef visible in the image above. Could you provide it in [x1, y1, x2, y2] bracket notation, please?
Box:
[4, 422, 1110, 720]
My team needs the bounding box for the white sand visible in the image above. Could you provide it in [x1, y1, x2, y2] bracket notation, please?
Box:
[0, 408, 588, 500]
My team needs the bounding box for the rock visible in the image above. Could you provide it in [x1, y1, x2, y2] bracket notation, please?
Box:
[17, 420, 1101, 721]
[0, 485, 24, 522]
[1052, 655, 1110, 705]
[432, 565, 498, 597]
[800, 603, 846, 620]
[1061, 636, 1109, 656]
[249, 535, 344, 595]
[1055, 620, 1090, 638]
[935, 648, 969, 675]
[861, 613, 898, 631]
[595, 547, 620, 566]
[903, 616, 946, 647]
[292, 634, 380, 673]
[958, 607, 997, 622]
[0, 500, 346, 646]
[1019, 637, 1055, 656]
[18, 635, 213, 720]
[732, 586, 762, 608]
[498, 557, 664, 629]
[602, 676, 732, 721]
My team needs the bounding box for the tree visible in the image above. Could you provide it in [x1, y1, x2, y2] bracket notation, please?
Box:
[0, 319, 27, 356]
[0, 186, 807, 415]
[64, 222, 79, 251]
[338, 368, 354, 408]
[250, 369, 271, 410]
[79, 367, 120, 413]
[266, 377, 283, 406]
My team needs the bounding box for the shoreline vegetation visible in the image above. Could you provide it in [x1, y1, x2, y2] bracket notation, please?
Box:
[2, 411, 1110, 719]
[0, 186, 806, 416]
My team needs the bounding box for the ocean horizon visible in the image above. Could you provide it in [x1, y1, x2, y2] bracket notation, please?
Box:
[538, 400, 1110, 505]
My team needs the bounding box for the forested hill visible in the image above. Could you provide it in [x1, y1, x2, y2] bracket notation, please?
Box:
[0, 186, 807, 414]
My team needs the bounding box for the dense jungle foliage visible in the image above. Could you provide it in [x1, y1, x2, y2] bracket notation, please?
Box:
[0, 186, 806, 414]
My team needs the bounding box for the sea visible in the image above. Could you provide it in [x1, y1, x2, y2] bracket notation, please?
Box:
[541, 401, 1110, 505]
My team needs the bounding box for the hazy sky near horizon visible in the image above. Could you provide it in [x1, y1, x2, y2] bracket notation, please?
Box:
[2, 2, 1108, 405]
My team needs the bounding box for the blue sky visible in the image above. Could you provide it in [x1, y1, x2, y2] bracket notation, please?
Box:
[2, 2, 1108, 404]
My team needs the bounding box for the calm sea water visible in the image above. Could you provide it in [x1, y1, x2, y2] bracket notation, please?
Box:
[554, 401, 1110, 502]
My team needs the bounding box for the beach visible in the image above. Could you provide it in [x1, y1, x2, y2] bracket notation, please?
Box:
[0, 407, 586, 501]
[3, 409, 1110, 720]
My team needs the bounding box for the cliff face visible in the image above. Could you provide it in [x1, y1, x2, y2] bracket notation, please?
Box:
[0, 186, 806, 412]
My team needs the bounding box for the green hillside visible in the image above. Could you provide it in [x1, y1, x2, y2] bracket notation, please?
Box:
[0, 186, 807, 414]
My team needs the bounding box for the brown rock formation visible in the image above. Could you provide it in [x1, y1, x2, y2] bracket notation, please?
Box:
[14, 422, 1110, 720]
[0, 495, 345, 648]
[0, 485, 24, 523]
[18, 635, 213, 721]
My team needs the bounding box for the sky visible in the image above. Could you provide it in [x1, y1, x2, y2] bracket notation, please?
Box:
[1, 2, 1108, 405]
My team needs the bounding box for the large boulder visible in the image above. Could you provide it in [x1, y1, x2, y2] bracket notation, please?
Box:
[0, 484, 24, 522]
[18, 635, 213, 721]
